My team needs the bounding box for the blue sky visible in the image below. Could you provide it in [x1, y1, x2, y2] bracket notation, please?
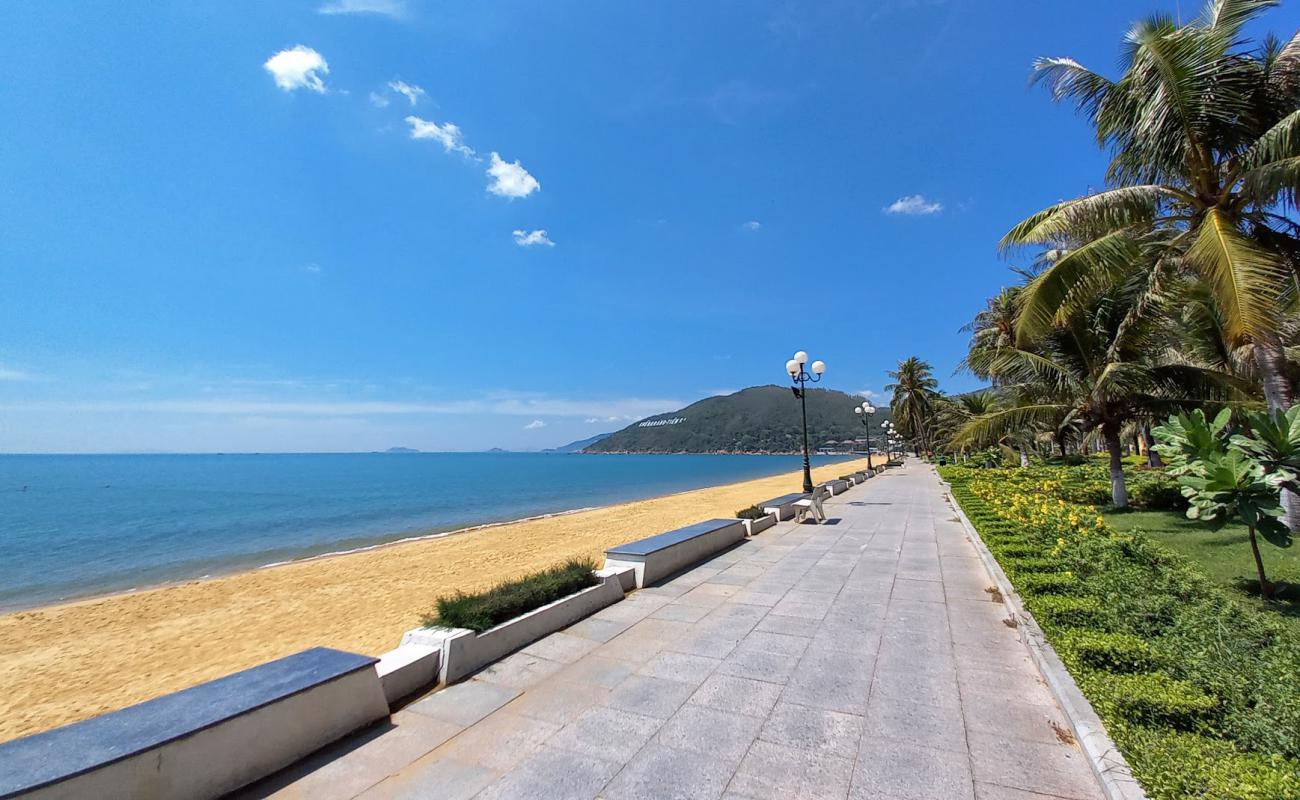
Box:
[2, 0, 1291, 452]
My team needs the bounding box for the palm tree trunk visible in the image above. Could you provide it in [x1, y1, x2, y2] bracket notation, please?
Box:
[1103, 427, 1129, 509]
[1142, 425, 1163, 468]
[1246, 525, 1275, 601]
[1254, 335, 1299, 532]
[1019, 445, 1029, 468]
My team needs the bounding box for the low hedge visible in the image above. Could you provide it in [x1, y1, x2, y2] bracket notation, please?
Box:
[942, 465, 1300, 799]
[735, 505, 766, 520]
[423, 557, 599, 632]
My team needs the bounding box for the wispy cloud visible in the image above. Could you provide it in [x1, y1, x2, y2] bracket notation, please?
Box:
[317, 0, 407, 19]
[405, 115, 475, 157]
[303, 263, 323, 275]
[584, 417, 601, 424]
[264, 46, 329, 93]
[884, 194, 943, 215]
[523, 419, 546, 429]
[487, 152, 540, 198]
[739, 220, 761, 232]
[512, 229, 554, 247]
[0, 365, 31, 381]
[388, 80, 425, 106]
[368, 91, 390, 108]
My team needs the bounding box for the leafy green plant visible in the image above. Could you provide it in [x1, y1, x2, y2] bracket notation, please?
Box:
[1083, 671, 1218, 730]
[1056, 629, 1156, 672]
[423, 557, 599, 633]
[1154, 408, 1296, 600]
[735, 505, 766, 520]
[1026, 595, 1105, 627]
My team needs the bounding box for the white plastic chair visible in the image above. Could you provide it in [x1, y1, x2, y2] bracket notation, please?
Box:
[793, 486, 828, 524]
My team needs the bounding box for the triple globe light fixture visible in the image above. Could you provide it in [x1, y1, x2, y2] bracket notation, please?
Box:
[785, 350, 894, 493]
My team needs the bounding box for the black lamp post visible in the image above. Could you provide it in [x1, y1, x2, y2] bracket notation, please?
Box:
[785, 351, 825, 494]
[853, 401, 876, 471]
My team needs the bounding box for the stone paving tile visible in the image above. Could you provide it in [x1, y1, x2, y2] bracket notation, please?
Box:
[973, 782, 1088, 800]
[505, 678, 610, 726]
[552, 654, 635, 689]
[753, 613, 817, 637]
[729, 739, 855, 800]
[356, 757, 497, 800]
[871, 666, 961, 711]
[690, 673, 783, 718]
[850, 738, 975, 800]
[649, 601, 713, 623]
[733, 630, 811, 658]
[474, 651, 566, 690]
[716, 646, 798, 684]
[604, 742, 736, 800]
[521, 631, 599, 664]
[864, 695, 967, 754]
[548, 706, 662, 764]
[405, 680, 520, 728]
[636, 650, 721, 686]
[434, 711, 559, 772]
[654, 703, 763, 765]
[606, 673, 697, 719]
[962, 697, 1072, 746]
[564, 616, 633, 643]
[781, 646, 873, 715]
[966, 733, 1103, 800]
[758, 701, 864, 759]
[475, 745, 620, 800]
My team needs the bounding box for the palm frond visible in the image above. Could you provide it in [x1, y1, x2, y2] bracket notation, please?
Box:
[1013, 232, 1142, 345]
[952, 404, 1070, 448]
[1183, 207, 1290, 343]
[1000, 187, 1176, 249]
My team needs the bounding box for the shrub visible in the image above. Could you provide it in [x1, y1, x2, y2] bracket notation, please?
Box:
[1129, 474, 1187, 510]
[1000, 557, 1061, 574]
[736, 505, 766, 520]
[1056, 629, 1156, 673]
[423, 557, 599, 633]
[1083, 671, 1218, 729]
[1015, 572, 1080, 596]
[988, 543, 1041, 559]
[1118, 728, 1300, 800]
[1027, 595, 1106, 628]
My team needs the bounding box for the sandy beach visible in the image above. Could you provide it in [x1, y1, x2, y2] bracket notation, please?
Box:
[0, 457, 874, 744]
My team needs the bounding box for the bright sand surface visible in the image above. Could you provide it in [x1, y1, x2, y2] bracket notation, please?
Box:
[0, 457, 874, 743]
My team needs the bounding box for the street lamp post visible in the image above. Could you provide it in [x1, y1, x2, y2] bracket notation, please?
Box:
[853, 401, 875, 471]
[785, 350, 826, 494]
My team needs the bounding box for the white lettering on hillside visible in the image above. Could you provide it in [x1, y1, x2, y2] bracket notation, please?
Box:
[637, 417, 686, 428]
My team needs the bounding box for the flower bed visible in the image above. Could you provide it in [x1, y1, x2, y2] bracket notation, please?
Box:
[942, 465, 1300, 800]
[422, 557, 599, 633]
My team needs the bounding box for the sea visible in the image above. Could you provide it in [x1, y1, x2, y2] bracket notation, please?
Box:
[0, 452, 851, 612]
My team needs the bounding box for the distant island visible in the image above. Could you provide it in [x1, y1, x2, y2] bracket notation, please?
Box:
[542, 432, 614, 454]
[583, 385, 891, 454]
[383, 447, 421, 454]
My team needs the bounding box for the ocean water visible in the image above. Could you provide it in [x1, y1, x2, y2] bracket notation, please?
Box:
[0, 453, 849, 611]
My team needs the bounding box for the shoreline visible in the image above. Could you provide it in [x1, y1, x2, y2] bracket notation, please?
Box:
[0, 457, 871, 744]
[2, 454, 858, 616]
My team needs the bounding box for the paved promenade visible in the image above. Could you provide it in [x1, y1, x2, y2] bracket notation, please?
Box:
[244, 463, 1104, 800]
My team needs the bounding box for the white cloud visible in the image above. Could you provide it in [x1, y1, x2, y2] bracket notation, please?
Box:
[856, 389, 881, 401]
[317, 0, 407, 18]
[524, 419, 546, 429]
[584, 417, 601, 424]
[740, 220, 761, 231]
[303, 263, 323, 274]
[0, 365, 30, 381]
[512, 229, 554, 247]
[884, 194, 943, 215]
[388, 80, 425, 106]
[487, 152, 540, 198]
[368, 91, 390, 108]
[405, 115, 475, 157]
[263, 46, 329, 93]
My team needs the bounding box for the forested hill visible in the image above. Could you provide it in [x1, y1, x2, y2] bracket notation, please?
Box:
[584, 385, 893, 454]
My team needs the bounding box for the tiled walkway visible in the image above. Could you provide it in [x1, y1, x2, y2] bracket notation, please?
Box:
[243, 463, 1104, 800]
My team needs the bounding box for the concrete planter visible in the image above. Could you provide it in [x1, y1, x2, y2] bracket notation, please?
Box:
[376, 644, 440, 706]
[402, 574, 624, 685]
[742, 515, 776, 537]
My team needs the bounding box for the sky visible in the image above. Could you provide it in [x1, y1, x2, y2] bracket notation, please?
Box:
[1, 0, 1293, 453]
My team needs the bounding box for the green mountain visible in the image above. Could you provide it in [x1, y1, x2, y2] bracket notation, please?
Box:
[584, 385, 892, 454]
[542, 432, 614, 453]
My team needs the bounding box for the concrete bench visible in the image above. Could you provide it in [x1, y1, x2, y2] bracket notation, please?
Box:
[603, 518, 747, 588]
[820, 479, 849, 496]
[761, 492, 809, 521]
[0, 648, 388, 800]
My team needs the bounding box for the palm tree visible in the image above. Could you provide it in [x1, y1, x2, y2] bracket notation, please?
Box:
[886, 357, 940, 455]
[1004, 0, 1300, 523]
[956, 283, 1249, 507]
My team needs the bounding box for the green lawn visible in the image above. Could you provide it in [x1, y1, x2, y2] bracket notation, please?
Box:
[1115, 509, 1300, 627]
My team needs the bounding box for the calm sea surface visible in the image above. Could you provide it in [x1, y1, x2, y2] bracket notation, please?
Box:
[0, 453, 849, 611]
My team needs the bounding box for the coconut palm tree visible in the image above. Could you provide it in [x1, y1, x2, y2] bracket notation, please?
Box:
[956, 283, 1251, 507]
[886, 357, 940, 455]
[1004, 0, 1300, 522]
